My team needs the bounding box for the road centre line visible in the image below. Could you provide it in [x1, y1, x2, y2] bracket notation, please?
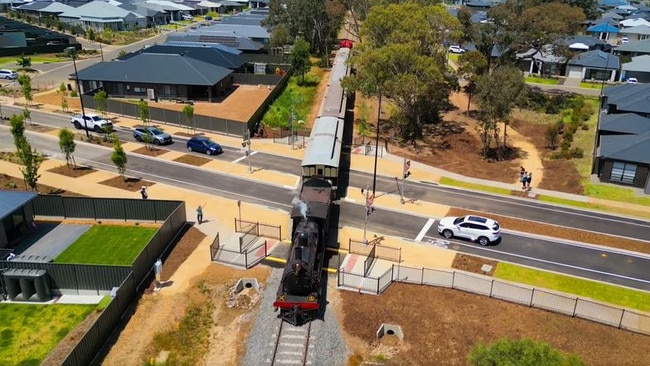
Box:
[415, 218, 436, 242]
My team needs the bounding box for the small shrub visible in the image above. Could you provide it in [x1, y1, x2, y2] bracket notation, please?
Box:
[561, 139, 572, 152]
[4, 181, 17, 188]
[70, 90, 78, 97]
[570, 147, 584, 158]
[563, 130, 574, 143]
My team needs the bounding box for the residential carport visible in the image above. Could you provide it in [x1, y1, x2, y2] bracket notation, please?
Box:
[0, 191, 37, 249]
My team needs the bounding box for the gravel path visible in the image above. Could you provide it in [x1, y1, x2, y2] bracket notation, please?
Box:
[243, 268, 350, 366]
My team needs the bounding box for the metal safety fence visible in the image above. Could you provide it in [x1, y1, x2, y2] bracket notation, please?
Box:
[337, 264, 650, 336]
[211, 239, 268, 269]
[348, 238, 401, 263]
[234, 218, 283, 241]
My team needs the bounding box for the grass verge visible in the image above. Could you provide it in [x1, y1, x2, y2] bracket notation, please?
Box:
[440, 177, 512, 195]
[525, 76, 559, 85]
[0, 56, 63, 66]
[579, 81, 608, 90]
[54, 225, 157, 265]
[0, 303, 95, 365]
[494, 263, 650, 312]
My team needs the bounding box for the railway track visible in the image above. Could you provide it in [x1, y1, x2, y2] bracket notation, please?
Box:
[269, 319, 314, 365]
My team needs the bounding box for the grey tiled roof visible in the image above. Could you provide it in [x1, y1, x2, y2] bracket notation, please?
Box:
[622, 54, 650, 71]
[0, 191, 37, 220]
[75, 53, 232, 85]
[141, 44, 246, 69]
[603, 83, 650, 114]
[599, 132, 650, 163]
[615, 38, 650, 53]
[600, 113, 650, 134]
[568, 50, 620, 69]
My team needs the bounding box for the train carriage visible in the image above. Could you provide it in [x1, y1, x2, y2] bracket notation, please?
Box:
[300, 116, 344, 192]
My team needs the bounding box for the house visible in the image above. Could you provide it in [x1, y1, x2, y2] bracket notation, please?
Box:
[134, 43, 247, 70]
[587, 23, 620, 41]
[0, 191, 37, 249]
[516, 46, 565, 76]
[74, 52, 234, 102]
[557, 35, 608, 51]
[594, 131, 650, 192]
[58, 1, 146, 31]
[165, 31, 265, 52]
[566, 50, 619, 81]
[614, 38, 650, 56]
[619, 18, 650, 28]
[137, 0, 194, 22]
[619, 25, 650, 42]
[619, 55, 650, 82]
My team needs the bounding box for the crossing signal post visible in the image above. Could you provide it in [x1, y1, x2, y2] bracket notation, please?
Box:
[398, 159, 411, 204]
[242, 131, 252, 173]
[362, 185, 374, 245]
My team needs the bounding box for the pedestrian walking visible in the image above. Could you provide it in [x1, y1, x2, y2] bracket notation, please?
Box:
[196, 205, 203, 225]
[140, 186, 148, 200]
[520, 171, 527, 190]
[526, 172, 533, 190]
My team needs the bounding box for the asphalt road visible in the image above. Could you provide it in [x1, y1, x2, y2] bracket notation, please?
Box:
[2, 129, 650, 290]
[5, 105, 650, 243]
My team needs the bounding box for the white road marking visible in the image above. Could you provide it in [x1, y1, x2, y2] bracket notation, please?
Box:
[415, 218, 436, 242]
[231, 150, 258, 164]
[343, 197, 356, 203]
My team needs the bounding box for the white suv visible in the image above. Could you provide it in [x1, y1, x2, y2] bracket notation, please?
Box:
[448, 45, 466, 54]
[437, 215, 501, 246]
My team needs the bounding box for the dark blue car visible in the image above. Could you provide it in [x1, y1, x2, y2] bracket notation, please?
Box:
[186, 136, 223, 155]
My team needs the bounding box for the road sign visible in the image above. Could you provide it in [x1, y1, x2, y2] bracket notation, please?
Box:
[366, 194, 374, 209]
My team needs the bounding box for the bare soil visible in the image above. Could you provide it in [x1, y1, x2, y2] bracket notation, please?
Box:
[0, 173, 84, 196]
[47, 164, 96, 178]
[131, 146, 170, 157]
[98, 176, 155, 192]
[173, 154, 211, 166]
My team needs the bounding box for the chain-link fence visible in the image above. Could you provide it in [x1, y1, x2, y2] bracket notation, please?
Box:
[337, 264, 650, 336]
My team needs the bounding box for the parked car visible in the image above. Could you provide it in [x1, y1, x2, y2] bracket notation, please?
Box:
[204, 15, 213, 20]
[627, 77, 638, 84]
[448, 45, 466, 54]
[437, 215, 501, 246]
[133, 126, 173, 145]
[0, 69, 18, 80]
[621, 37, 629, 44]
[186, 136, 223, 155]
[70, 113, 113, 132]
[182, 13, 193, 20]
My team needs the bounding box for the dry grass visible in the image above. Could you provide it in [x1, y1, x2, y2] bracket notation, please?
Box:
[173, 154, 211, 166]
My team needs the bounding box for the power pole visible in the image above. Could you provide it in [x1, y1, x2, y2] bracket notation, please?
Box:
[400, 159, 411, 204]
[362, 185, 374, 244]
[290, 107, 295, 150]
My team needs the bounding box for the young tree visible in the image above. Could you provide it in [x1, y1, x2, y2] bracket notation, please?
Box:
[138, 99, 149, 127]
[182, 104, 194, 134]
[469, 338, 585, 366]
[61, 96, 69, 112]
[22, 107, 31, 126]
[16, 54, 32, 70]
[111, 138, 127, 179]
[457, 51, 488, 114]
[17, 73, 33, 107]
[10, 113, 26, 148]
[290, 37, 311, 84]
[94, 90, 108, 117]
[58, 128, 76, 168]
[17, 139, 43, 191]
[58, 81, 67, 95]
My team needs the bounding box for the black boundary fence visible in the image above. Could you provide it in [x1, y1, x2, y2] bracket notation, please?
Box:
[81, 70, 292, 138]
[337, 264, 650, 337]
[0, 196, 187, 366]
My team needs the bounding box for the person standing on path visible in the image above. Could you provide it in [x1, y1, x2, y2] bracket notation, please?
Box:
[196, 205, 203, 225]
[520, 171, 528, 190]
[526, 172, 533, 190]
[140, 186, 148, 200]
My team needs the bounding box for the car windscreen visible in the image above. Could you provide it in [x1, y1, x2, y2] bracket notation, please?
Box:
[453, 217, 464, 225]
[150, 128, 163, 135]
[90, 116, 103, 121]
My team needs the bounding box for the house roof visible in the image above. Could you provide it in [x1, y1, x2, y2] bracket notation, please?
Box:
[600, 113, 650, 134]
[622, 54, 650, 71]
[140, 44, 246, 69]
[165, 31, 264, 51]
[163, 40, 242, 55]
[144, 0, 194, 11]
[516, 46, 565, 63]
[59, 1, 145, 20]
[620, 18, 650, 27]
[558, 35, 606, 48]
[615, 38, 650, 53]
[201, 24, 269, 39]
[40, 2, 75, 13]
[600, 0, 628, 7]
[603, 83, 650, 114]
[0, 191, 37, 221]
[621, 25, 650, 35]
[588, 23, 620, 33]
[568, 50, 620, 69]
[75, 53, 232, 85]
[15, 1, 50, 10]
[600, 11, 624, 20]
[599, 131, 650, 163]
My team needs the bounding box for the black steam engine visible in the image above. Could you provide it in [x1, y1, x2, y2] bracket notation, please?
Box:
[273, 178, 333, 325]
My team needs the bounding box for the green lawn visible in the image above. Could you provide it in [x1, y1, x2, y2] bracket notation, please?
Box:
[525, 76, 559, 85]
[448, 53, 460, 63]
[0, 303, 96, 365]
[0, 56, 64, 66]
[54, 225, 157, 265]
[579, 81, 609, 90]
[494, 263, 650, 312]
[261, 67, 323, 129]
[440, 177, 513, 195]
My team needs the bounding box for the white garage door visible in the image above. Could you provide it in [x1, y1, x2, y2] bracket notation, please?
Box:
[567, 66, 583, 79]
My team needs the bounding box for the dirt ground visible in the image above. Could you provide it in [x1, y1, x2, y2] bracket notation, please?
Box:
[32, 83, 271, 122]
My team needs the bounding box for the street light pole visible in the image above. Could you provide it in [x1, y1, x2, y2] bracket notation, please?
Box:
[98, 41, 104, 61]
[67, 47, 89, 138]
[372, 92, 382, 196]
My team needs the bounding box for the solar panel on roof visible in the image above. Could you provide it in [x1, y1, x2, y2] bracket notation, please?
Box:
[197, 35, 240, 47]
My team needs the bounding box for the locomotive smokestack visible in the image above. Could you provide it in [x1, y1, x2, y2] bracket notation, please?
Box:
[291, 197, 308, 219]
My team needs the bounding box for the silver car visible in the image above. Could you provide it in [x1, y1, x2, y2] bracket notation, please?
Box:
[437, 215, 501, 246]
[133, 127, 173, 145]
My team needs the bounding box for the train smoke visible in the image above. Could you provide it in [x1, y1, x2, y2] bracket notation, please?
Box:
[291, 197, 308, 219]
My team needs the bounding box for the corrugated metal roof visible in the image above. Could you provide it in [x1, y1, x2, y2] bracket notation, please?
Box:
[599, 131, 650, 163]
[301, 116, 343, 168]
[600, 113, 650, 134]
[0, 191, 37, 220]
